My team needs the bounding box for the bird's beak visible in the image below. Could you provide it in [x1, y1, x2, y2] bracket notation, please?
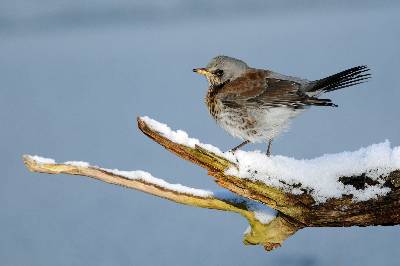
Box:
[193, 68, 211, 76]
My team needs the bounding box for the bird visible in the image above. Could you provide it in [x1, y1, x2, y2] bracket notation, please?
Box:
[193, 55, 371, 156]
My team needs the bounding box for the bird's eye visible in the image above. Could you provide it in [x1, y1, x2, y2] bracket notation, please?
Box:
[214, 69, 224, 77]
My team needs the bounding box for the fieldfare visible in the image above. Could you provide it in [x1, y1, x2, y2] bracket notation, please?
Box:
[193, 55, 370, 155]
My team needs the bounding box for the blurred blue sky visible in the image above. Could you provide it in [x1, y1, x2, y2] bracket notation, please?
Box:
[1, 1, 400, 265]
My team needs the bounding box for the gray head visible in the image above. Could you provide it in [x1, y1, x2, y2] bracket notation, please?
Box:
[193, 55, 249, 87]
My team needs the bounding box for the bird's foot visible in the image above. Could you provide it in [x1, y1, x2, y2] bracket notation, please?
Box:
[266, 139, 273, 157]
[229, 140, 250, 153]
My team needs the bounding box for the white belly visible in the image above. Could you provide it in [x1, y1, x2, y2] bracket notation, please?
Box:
[216, 107, 305, 143]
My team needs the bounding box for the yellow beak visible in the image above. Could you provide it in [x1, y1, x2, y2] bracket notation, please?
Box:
[193, 68, 211, 76]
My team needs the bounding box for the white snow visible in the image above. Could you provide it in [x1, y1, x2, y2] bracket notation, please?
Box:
[107, 168, 213, 198]
[248, 203, 277, 224]
[28, 155, 56, 164]
[140, 117, 400, 204]
[141, 116, 225, 157]
[65, 161, 90, 167]
[226, 140, 400, 203]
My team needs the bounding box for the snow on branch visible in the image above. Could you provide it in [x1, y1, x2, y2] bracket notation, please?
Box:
[23, 154, 292, 251]
[140, 116, 400, 204]
[137, 116, 400, 227]
[22, 116, 400, 251]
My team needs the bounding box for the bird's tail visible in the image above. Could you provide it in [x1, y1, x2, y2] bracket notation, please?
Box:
[305, 97, 338, 107]
[306, 65, 371, 94]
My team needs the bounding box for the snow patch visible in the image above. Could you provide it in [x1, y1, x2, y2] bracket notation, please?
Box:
[28, 155, 55, 164]
[226, 140, 399, 203]
[106, 168, 213, 198]
[65, 161, 90, 167]
[248, 203, 277, 224]
[141, 116, 225, 156]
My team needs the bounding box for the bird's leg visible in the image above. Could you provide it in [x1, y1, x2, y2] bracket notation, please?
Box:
[266, 139, 273, 156]
[230, 140, 250, 152]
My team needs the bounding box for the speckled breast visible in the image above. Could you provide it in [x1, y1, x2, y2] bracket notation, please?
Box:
[206, 87, 259, 141]
[205, 87, 220, 119]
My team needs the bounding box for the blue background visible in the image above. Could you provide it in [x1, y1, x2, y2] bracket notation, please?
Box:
[1, 1, 400, 265]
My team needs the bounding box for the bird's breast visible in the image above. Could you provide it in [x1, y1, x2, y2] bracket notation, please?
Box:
[205, 87, 220, 119]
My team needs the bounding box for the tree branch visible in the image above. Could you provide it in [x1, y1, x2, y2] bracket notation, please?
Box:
[136, 117, 400, 227]
[21, 116, 400, 252]
[137, 117, 308, 221]
[23, 155, 297, 251]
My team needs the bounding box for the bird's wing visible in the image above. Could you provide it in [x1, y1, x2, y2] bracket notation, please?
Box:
[216, 69, 337, 109]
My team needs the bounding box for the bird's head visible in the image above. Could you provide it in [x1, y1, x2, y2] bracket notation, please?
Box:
[193, 55, 249, 87]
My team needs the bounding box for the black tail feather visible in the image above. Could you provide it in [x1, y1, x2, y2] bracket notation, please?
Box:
[308, 65, 371, 93]
[305, 97, 338, 107]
